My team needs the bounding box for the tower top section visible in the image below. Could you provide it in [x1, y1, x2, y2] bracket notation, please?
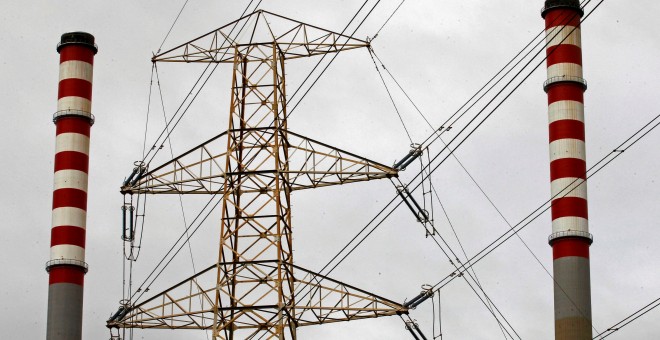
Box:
[152, 10, 369, 63]
[57, 31, 98, 54]
[541, 0, 583, 18]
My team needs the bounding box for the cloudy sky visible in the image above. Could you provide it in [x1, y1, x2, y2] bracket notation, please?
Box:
[2, 0, 659, 339]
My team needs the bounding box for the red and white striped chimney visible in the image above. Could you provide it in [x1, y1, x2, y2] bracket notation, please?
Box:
[46, 32, 97, 340]
[542, 1, 592, 339]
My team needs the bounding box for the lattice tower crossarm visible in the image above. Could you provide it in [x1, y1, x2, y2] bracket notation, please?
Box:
[110, 11, 407, 340]
[150, 10, 370, 63]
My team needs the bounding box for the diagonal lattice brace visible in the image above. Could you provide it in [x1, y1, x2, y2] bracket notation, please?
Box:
[121, 132, 229, 195]
[291, 264, 406, 327]
[121, 129, 398, 195]
[107, 261, 407, 333]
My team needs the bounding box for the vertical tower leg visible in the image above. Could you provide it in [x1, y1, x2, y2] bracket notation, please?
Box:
[542, 2, 592, 339]
[47, 32, 97, 340]
[212, 44, 296, 340]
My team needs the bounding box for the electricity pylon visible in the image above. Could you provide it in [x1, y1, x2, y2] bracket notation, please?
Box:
[108, 10, 407, 339]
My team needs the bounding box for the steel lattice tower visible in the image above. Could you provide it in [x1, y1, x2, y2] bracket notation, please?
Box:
[107, 10, 407, 339]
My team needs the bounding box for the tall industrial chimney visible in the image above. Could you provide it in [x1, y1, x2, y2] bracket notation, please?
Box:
[542, 1, 592, 339]
[46, 32, 97, 340]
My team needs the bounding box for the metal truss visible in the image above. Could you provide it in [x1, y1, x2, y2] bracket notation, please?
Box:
[151, 10, 369, 63]
[111, 10, 405, 339]
[121, 129, 397, 195]
[107, 261, 406, 338]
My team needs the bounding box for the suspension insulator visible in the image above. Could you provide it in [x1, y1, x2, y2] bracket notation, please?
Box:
[121, 205, 127, 240]
[405, 323, 422, 340]
[404, 289, 434, 309]
[127, 205, 135, 241]
[123, 167, 138, 187]
[394, 147, 423, 170]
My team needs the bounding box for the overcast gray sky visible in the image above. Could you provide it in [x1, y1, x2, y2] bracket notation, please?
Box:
[2, 0, 659, 339]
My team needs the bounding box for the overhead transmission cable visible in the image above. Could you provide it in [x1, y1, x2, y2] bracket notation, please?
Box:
[309, 0, 597, 282]
[424, 0, 608, 290]
[296, 2, 594, 328]
[377, 0, 595, 153]
[370, 36, 554, 336]
[296, 6, 617, 335]
[120, 2, 194, 338]
[428, 112, 660, 294]
[429, 223, 521, 339]
[593, 296, 660, 339]
[283, 0, 370, 110]
[130, 190, 224, 302]
[369, 49, 414, 143]
[407, 186, 521, 339]
[157, 0, 191, 54]
[126, 0, 262, 304]
[371, 25, 598, 334]
[141, 65, 156, 160]
[152, 67, 210, 339]
[284, 0, 383, 120]
[403, 111, 659, 337]
[291, 1, 596, 316]
[432, 289, 442, 339]
[139, 0, 261, 167]
[121, 65, 160, 340]
[370, 39, 519, 340]
[430, 184, 512, 339]
[153, 66, 198, 275]
[138, 63, 212, 340]
[371, 0, 406, 40]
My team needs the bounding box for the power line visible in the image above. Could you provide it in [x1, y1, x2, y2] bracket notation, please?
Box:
[392, 112, 659, 339]
[311, 0, 596, 282]
[369, 40, 521, 338]
[593, 297, 660, 339]
[368, 47, 414, 143]
[153, 64, 211, 339]
[156, 0, 192, 53]
[435, 136, 601, 334]
[284, 0, 369, 107]
[431, 184, 511, 339]
[370, 36, 560, 293]
[301, 9, 657, 338]
[140, 65, 156, 160]
[419, 200, 522, 340]
[284, 0, 383, 119]
[154, 65, 198, 273]
[140, 0, 262, 166]
[372, 0, 406, 40]
[430, 113, 660, 293]
[131, 191, 224, 302]
[126, 1, 263, 303]
[421, 0, 607, 291]
[370, 0, 591, 154]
